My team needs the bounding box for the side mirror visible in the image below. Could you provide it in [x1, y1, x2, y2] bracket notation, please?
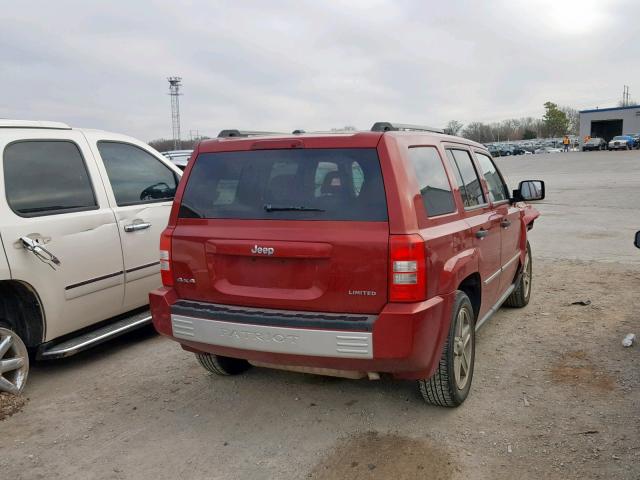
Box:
[513, 180, 545, 202]
[635, 231, 640, 249]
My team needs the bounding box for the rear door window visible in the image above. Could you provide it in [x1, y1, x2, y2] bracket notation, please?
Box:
[447, 149, 487, 209]
[97, 142, 178, 206]
[407, 146, 456, 217]
[4, 140, 97, 217]
[179, 149, 388, 221]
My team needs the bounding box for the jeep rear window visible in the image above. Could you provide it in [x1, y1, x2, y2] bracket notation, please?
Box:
[179, 148, 388, 221]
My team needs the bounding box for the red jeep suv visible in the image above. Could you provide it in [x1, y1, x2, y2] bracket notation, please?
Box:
[150, 122, 543, 407]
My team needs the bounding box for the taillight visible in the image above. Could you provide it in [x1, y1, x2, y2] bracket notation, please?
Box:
[160, 229, 173, 287]
[389, 234, 426, 302]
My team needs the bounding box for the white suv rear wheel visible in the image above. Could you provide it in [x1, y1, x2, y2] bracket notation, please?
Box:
[0, 326, 29, 394]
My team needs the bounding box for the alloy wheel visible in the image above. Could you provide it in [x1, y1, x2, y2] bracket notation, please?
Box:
[452, 308, 473, 390]
[0, 327, 29, 394]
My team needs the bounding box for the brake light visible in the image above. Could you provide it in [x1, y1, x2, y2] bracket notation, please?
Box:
[389, 234, 426, 302]
[160, 229, 173, 287]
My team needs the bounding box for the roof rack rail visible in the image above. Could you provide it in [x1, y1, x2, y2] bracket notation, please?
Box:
[371, 122, 444, 134]
[0, 120, 71, 130]
[217, 129, 284, 138]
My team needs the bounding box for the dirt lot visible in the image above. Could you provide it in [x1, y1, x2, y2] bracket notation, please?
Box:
[1, 151, 639, 479]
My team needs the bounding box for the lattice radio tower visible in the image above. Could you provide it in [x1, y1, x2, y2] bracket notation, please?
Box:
[168, 76, 183, 149]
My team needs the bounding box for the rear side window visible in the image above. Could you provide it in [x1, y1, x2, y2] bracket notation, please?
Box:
[179, 148, 388, 221]
[447, 149, 486, 208]
[475, 153, 509, 203]
[4, 140, 97, 217]
[97, 142, 177, 206]
[407, 147, 455, 217]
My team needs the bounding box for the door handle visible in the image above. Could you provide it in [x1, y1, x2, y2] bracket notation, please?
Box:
[475, 229, 489, 239]
[501, 219, 512, 228]
[124, 222, 152, 233]
[20, 236, 61, 268]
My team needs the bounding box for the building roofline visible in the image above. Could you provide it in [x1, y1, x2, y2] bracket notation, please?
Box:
[579, 105, 640, 114]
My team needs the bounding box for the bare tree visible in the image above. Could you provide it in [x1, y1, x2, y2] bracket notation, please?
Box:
[560, 106, 579, 135]
[462, 122, 493, 143]
[444, 120, 464, 136]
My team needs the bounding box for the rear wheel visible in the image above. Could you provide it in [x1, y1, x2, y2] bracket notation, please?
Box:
[418, 291, 475, 407]
[195, 352, 251, 376]
[0, 324, 29, 394]
[504, 242, 532, 308]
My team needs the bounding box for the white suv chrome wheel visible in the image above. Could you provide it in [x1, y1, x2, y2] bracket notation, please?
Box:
[0, 327, 29, 394]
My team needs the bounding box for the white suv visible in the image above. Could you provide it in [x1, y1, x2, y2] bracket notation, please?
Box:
[0, 120, 181, 394]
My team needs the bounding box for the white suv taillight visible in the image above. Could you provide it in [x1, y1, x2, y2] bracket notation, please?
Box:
[160, 229, 173, 287]
[389, 234, 426, 302]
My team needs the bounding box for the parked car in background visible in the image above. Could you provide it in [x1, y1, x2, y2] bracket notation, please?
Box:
[511, 146, 527, 155]
[534, 146, 563, 154]
[161, 150, 193, 170]
[0, 120, 182, 394]
[627, 134, 640, 149]
[150, 122, 543, 408]
[608, 135, 634, 150]
[487, 145, 501, 157]
[582, 137, 607, 151]
[500, 145, 516, 156]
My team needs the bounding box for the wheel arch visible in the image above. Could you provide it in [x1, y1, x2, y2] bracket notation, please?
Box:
[457, 273, 482, 321]
[438, 247, 480, 295]
[0, 280, 45, 347]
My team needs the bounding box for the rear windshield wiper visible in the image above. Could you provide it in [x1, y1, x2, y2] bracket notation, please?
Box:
[263, 204, 325, 212]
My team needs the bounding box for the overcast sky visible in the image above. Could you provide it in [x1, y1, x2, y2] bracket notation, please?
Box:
[1, 0, 636, 141]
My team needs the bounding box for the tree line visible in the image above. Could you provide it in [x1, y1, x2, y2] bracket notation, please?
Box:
[445, 102, 579, 143]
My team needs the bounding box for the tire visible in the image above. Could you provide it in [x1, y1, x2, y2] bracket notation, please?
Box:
[0, 322, 29, 394]
[418, 291, 475, 407]
[195, 352, 251, 376]
[504, 242, 532, 308]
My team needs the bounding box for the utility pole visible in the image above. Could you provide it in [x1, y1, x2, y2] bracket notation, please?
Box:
[168, 77, 182, 150]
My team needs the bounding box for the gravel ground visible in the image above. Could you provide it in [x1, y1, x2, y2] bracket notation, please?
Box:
[0, 392, 27, 421]
[0, 151, 638, 479]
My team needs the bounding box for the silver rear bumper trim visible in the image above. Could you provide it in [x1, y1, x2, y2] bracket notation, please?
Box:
[171, 314, 373, 359]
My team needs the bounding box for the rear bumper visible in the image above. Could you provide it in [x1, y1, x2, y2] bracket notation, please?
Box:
[172, 315, 374, 358]
[150, 288, 454, 380]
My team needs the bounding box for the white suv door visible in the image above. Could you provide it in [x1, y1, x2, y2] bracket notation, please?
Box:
[84, 133, 180, 311]
[0, 130, 126, 341]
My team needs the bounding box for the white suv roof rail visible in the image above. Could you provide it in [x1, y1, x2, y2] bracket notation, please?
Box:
[0, 120, 72, 130]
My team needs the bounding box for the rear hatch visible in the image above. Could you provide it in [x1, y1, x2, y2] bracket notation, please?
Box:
[171, 145, 389, 314]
